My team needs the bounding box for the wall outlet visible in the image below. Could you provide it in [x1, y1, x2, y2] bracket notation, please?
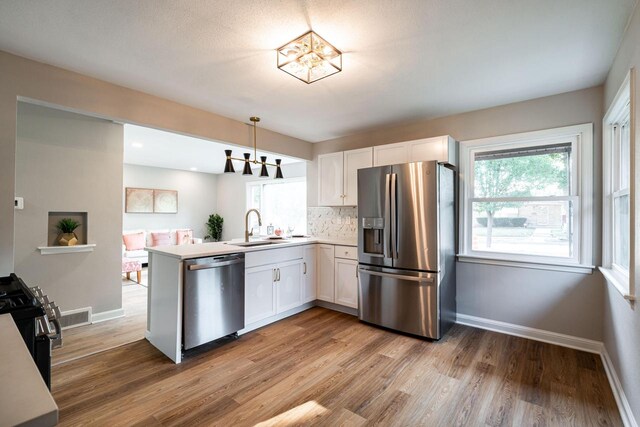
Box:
[14, 197, 24, 210]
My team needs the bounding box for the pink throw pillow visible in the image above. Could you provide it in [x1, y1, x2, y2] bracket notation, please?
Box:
[176, 229, 193, 245]
[123, 232, 145, 251]
[151, 232, 171, 247]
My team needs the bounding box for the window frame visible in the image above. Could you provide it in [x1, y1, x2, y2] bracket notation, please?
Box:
[458, 123, 594, 274]
[245, 176, 308, 235]
[601, 68, 636, 301]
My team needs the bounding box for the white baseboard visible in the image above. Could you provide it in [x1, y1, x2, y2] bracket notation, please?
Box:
[91, 308, 125, 324]
[456, 313, 603, 353]
[601, 348, 638, 427]
[456, 313, 637, 426]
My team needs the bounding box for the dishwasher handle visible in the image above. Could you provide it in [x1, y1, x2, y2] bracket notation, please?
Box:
[187, 258, 244, 271]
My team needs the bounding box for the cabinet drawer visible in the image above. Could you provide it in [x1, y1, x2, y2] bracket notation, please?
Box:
[245, 246, 304, 268]
[334, 245, 357, 260]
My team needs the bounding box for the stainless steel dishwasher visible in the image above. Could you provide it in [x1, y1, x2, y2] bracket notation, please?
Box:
[183, 253, 245, 350]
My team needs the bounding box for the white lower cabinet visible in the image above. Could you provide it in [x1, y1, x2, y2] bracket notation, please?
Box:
[334, 258, 358, 308]
[317, 244, 335, 302]
[276, 260, 303, 313]
[245, 264, 277, 324]
[245, 243, 357, 329]
[302, 245, 317, 302]
[244, 246, 307, 327]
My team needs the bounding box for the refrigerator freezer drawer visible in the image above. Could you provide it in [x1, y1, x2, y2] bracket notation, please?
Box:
[358, 266, 440, 339]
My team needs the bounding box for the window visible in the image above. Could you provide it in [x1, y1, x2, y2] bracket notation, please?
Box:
[459, 124, 593, 273]
[601, 69, 635, 299]
[246, 177, 307, 236]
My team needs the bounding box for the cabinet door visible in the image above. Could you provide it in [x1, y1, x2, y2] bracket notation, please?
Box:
[317, 244, 335, 302]
[334, 258, 359, 309]
[343, 147, 373, 206]
[408, 136, 446, 163]
[318, 152, 344, 206]
[373, 142, 409, 166]
[245, 264, 276, 324]
[408, 136, 457, 166]
[302, 245, 317, 303]
[276, 259, 303, 313]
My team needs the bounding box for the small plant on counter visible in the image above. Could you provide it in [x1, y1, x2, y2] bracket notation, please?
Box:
[55, 218, 81, 246]
[205, 214, 224, 242]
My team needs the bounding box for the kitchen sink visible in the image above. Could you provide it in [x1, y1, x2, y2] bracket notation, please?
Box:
[227, 240, 289, 247]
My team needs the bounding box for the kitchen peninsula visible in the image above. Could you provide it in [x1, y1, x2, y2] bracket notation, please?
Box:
[146, 237, 357, 363]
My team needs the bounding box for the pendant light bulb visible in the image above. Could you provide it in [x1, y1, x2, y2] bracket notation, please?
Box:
[275, 159, 284, 179]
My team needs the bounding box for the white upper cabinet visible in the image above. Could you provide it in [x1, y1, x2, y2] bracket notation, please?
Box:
[318, 148, 373, 206]
[373, 135, 457, 167]
[373, 142, 409, 166]
[318, 151, 344, 206]
[343, 148, 373, 206]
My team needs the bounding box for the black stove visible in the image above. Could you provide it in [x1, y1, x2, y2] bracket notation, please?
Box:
[0, 274, 56, 388]
[0, 274, 45, 319]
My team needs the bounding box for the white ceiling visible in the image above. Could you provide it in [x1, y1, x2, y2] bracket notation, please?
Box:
[124, 124, 300, 174]
[0, 1, 636, 142]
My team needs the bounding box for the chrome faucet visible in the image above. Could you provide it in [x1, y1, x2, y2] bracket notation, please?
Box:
[245, 209, 262, 242]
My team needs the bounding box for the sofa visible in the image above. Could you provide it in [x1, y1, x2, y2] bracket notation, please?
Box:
[122, 229, 203, 264]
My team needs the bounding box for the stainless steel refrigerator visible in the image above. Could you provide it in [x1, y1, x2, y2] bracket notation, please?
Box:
[357, 161, 456, 339]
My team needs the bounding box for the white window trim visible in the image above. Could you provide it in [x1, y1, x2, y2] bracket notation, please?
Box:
[601, 68, 637, 301]
[458, 123, 594, 274]
[246, 176, 308, 233]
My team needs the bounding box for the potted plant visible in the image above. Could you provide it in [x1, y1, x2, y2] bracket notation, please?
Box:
[56, 218, 81, 246]
[204, 214, 223, 242]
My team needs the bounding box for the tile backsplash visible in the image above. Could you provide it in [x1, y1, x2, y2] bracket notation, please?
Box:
[308, 207, 358, 241]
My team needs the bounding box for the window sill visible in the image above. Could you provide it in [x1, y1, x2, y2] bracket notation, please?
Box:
[599, 267, 636, 301]
[457, 254, 594, 274]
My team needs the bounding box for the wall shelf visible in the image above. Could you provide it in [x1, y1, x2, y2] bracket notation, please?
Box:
[37, 244, 96, 255]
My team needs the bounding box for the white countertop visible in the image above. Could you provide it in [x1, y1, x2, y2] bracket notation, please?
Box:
[0, 314, 58, 427]
[146, 237, 357, 260]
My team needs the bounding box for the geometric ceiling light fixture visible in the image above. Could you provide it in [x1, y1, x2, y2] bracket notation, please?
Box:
[277, 31, 342, 84]
[223, 117, 283, 179]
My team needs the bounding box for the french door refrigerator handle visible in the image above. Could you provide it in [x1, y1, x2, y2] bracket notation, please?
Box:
[384, 173, 392, 259]
[390, 173, 398, 259]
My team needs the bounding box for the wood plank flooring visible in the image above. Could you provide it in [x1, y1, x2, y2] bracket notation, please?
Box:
[52, 280, 147, 365]
[51, 307, 622, 426]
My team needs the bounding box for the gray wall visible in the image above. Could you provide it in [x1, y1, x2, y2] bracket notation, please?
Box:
[311, 85, 605, 341]
[216, 162, 307, 241]
[0, 50, 312, 276]
[123, 164, 218, 239]
[14, 102, 123, 315]
[603, 1, 640, 421]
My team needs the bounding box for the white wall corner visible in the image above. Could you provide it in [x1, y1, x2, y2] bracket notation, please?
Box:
[91, 308, 125, 324]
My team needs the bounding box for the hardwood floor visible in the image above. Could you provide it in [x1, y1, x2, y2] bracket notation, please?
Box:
[52, 308, 622, 426]
[52, 279, 147, 365]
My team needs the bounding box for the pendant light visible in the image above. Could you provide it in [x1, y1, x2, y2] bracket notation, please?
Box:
[223, 117, 284, 179]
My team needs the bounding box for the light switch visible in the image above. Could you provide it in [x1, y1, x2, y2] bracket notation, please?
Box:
[14, 197, 24, 210]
